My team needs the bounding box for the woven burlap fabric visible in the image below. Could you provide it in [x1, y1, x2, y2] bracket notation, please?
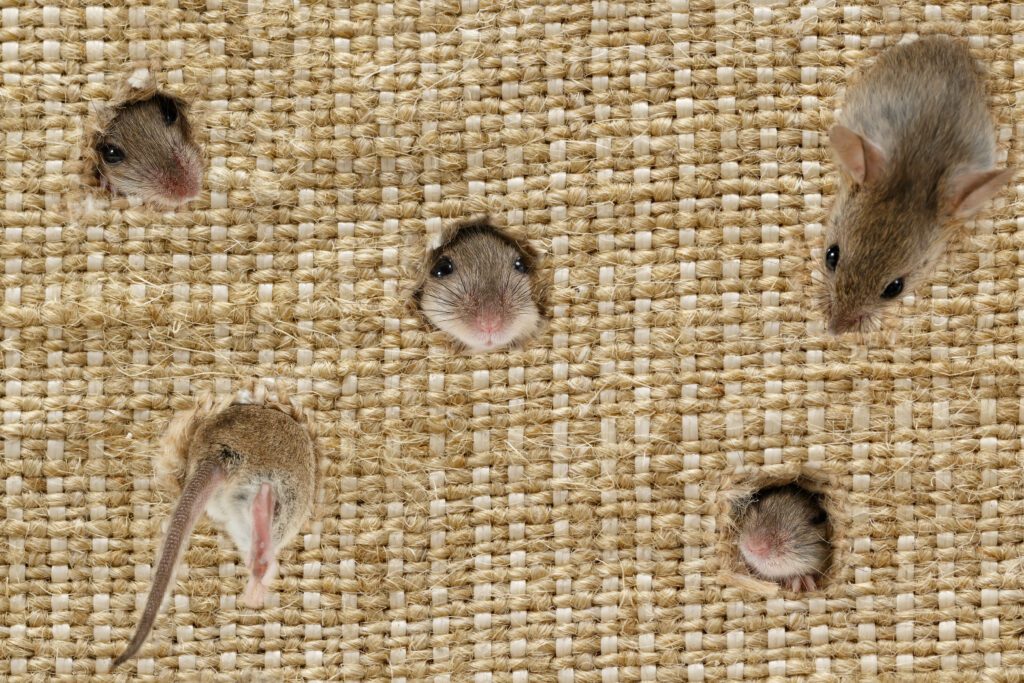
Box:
[2, 1, 1023, 680]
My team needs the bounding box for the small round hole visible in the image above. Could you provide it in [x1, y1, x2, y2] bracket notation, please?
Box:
[730, 481, 833, 593]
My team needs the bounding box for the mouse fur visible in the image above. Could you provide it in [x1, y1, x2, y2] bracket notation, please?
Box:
[90, 89, 203, 208]
[821, 35, 1014, 335]
[737, 484, 830, 592]
[416, 219, 545, 353]
[112, 402, 317, 667]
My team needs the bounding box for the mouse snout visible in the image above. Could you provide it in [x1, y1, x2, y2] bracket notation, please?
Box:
[165, 150, 201, 199]
[828, 312, 865, 336]
[742, 535, 775, 559]
[148, 147, 201, 204]
[475, 310, 504, 334]
[826, 292, 867, 335]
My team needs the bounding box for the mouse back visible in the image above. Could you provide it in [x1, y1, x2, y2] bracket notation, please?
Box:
[839, 36, 995, 172]
[188, 404, 317, 519]
[189, 404, 316, 475]
[821, 36, 1015, 334]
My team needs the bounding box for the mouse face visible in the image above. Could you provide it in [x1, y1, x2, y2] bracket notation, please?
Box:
[418, 221, 542, 352]
[821, 183, 940, 335]
[737, 485, 830, 589]
[94, 93, 203, 208]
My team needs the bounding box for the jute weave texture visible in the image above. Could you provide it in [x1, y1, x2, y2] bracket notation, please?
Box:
[2, 1, 1023, 680]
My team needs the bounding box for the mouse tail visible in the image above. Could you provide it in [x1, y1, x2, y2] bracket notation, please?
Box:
[112, 457, 225, 668]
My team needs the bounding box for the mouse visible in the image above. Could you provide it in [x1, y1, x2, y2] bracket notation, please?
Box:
[820, 35, 1015, 335]
[112, 403, 317, 667]
[416, 219, 544, 353]
[736, 484, 830, 592]
[93, 92, 203, 208]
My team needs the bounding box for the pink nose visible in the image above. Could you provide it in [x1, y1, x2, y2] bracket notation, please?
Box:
[744, 537, 773, 559]
[476, 314, 503, 334]
[163, 154, 200, 199]
[828, 312, 864, 336]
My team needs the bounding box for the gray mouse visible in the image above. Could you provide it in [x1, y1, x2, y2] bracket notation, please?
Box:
[417, 219, 544, 353]
[821, 35, 1014, 334]
[94, 92, 203, 208]
[737, 485, 830, 592]
[112, 403, 317, 667]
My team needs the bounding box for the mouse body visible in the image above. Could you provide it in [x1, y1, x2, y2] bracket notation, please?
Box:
[112, 403, 317, 667]
[94, 92, 203, 208]
[822, 35, 1014, 334]
[737, 485, 830, 592]
[417, 219, 543, 353]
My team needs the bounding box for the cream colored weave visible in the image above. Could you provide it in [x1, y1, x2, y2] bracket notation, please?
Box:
[2, 1, 1023, 680]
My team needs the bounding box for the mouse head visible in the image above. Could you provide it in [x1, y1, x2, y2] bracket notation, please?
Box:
[417, 220, 543, 353]
[821, 125, 1014, 335]
[738, 485, 829, 581]
[94, 92, 203, 208]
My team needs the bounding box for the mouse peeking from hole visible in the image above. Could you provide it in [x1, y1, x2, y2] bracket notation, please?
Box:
[820, 35, 1015, 335]
[111, 397, 318, 668]
[88, 75, 203, 208]
[736, 484, 831, 592]
[416, 218, 546, 353]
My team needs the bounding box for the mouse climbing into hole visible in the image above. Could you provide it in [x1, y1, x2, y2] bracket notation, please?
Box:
[92, 91, 203, 208]
[820, 35, 1015, 335]
[416, 218, 545, 353]
[112, 403, 317, 667]
[736, 484, 831, 592]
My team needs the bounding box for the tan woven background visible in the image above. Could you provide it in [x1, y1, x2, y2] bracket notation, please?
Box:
[3, 1, 1024, 680]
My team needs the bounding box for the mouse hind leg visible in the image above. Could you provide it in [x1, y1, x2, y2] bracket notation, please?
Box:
[241, 482, 277, 608]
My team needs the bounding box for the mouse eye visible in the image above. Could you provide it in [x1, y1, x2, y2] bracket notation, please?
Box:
[98, 144, 125, 165]
[431, 256, 454, 278]
[513, 256, 528, 274]
[825, 244, 839, 272]
[156, 95, 178, 125]
[881, 278, 904, 299]
[811, 510, 828, 525]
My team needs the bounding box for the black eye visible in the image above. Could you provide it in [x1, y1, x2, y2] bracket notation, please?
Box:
[431, 256, 454, 278]
[881, 278, 904, 299]
[825, 244, 839, 272]
[156, 95, 178, 125]
[98, 144, 124, 164]
[811, 510, 828, 525]
[513, 256, 528, 274]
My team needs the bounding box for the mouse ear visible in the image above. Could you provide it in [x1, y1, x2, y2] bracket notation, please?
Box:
[828, 125, 886, 186]
[945, 167, 1016, 218]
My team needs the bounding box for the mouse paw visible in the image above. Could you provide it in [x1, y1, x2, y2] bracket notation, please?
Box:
[242, 556, 278, 608]
[241, 579, 267, 608]
[785, 575, 818, 592]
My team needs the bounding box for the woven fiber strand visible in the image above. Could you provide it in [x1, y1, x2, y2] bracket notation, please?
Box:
[2, 0, 1024, 680]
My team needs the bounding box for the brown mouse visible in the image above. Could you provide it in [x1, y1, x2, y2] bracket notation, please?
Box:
[416, 219, 543, 353]
[737, 485, 830, 592]
[94, 92, 203, 208]
[821, 35, 1014, 335]
[112, 403, 317, 667]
